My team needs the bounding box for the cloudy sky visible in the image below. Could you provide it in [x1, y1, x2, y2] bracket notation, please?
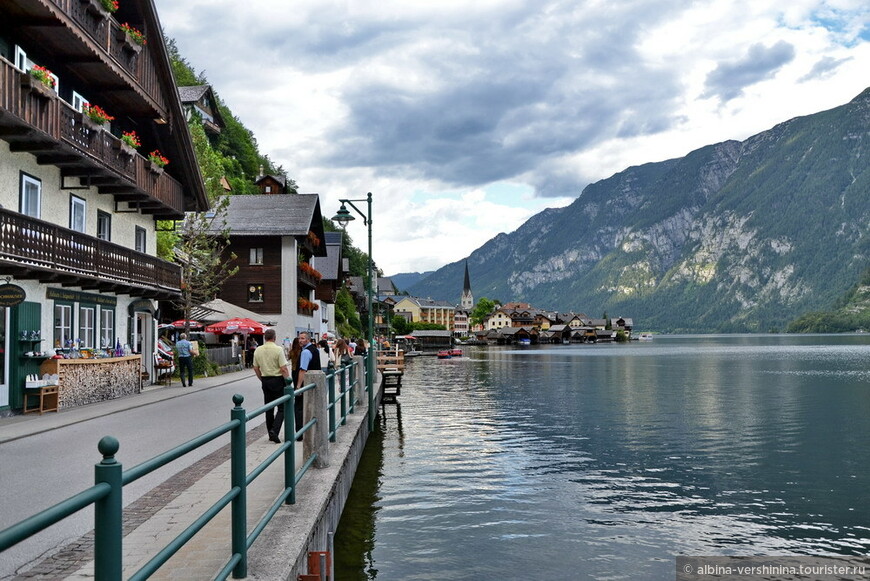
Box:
[153, 0, 869, 275]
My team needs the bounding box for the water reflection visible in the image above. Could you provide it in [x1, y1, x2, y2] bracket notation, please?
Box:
[336, 336, 870, 580]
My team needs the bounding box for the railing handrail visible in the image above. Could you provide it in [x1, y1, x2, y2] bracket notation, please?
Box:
[0, 352, 375, 579]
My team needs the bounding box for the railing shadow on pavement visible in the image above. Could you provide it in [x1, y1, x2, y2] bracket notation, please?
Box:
[0, 353, 372, 580]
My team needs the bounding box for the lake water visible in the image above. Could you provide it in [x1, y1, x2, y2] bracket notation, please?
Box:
[335, 335, 870, 580]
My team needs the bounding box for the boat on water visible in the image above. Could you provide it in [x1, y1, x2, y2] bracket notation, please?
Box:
[637, 333, 654, 341]
[449, 348, 462, 357]
[518, 338, 531, 346]
[404, 350, 423, 357]
[437, 350, 452, 359]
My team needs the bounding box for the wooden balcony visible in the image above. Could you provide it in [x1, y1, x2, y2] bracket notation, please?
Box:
[297, 265, 321, 288]
[0, 208, 181, 299]
[5, 0, 167, 118]
[0, 58, 185, 217]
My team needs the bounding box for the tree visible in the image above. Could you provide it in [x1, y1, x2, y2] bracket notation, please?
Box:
[392, 315, 410, 335]
[470, 297, 497, 327]
[171, 196, 238, 333]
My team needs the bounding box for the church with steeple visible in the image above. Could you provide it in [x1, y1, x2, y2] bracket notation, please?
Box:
[460, 260, 474, 309]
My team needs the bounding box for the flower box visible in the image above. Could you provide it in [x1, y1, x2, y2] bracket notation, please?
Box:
[20, 72, 55, 99]
[115, 140, 136, 157]
[80, 114, 105, 132]
[146, 160, 164, 175]
[81, 0, 110, 20]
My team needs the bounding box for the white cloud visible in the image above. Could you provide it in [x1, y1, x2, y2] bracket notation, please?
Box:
[154, 0, 870, 274]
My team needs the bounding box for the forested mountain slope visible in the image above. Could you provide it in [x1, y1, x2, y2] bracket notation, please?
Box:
[409, 88, 870, 332]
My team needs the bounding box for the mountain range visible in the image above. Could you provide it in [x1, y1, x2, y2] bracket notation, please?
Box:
[407, 88, 870, 333]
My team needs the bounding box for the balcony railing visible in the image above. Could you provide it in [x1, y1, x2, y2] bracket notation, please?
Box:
[0, 208, 181, 298]
[54, 0, 165, 109]
[0, 57, 185, 217]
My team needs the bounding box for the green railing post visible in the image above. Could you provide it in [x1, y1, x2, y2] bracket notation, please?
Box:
[328, 371, 337, 442]
[339, 366, 347, 426]
[367, 350, 375, 431]
[284, 379, 296, 504]
[230, 394, 247, 578]
[349, 361, 355, 414]
[94, 436, 122, 581]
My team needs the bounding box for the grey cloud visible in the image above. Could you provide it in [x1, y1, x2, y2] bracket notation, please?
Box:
[799, 56, 852, 82]
[703, 41, 796, 102]
[314, 2, 688, 195]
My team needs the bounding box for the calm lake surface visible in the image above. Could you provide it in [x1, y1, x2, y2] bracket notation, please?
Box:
[335, 335, 870, 580]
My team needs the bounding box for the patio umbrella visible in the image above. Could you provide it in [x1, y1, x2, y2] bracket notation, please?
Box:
[205, 317, 268, 335]
[171, 319, 203, 329]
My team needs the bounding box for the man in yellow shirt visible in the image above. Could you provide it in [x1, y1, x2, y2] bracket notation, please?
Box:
[253, 328, 290, 443]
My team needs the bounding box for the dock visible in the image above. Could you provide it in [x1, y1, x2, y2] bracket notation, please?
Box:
[376, 350, 405, 402]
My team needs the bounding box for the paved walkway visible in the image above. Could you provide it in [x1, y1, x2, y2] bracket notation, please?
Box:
[1, 370, 305, 580]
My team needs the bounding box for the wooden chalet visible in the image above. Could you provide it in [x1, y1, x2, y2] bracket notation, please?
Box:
[0, 0, 209, 412]
[178, 85, 224, 135]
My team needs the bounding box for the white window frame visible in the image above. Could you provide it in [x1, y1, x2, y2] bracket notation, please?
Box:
[70, 195, 86, 233]
[14, 46, 27, 71]
[134, 226, 146, 253]
[100, 309, 115, 349]
[72, 91, 88, 112]
[54, 303, 73, 348]
[20, 173, 41, 219]
[97, 211, 111, 241]
[79, 305, 95, 348]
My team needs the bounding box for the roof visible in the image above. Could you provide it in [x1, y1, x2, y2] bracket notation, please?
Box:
[377, 277, 395, 294]
[311, 231, 343, 281]
[409, 330, 452, 337]
[256, 174, 287, 187]
[396, 296, 455, 309]
[191, 298, 273, 324]
[214, 194, 325, 253]
[178, 85, 209, 102]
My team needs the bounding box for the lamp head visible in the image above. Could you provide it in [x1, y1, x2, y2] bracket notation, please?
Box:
[331, 203, 355, 227]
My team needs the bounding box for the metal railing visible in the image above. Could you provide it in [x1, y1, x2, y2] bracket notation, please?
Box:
[0, 353, 372, 580]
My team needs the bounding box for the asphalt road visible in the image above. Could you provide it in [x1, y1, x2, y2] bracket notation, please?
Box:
[0, 373, 265, 579]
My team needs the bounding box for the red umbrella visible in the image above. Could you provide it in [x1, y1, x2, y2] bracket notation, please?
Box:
[171, 319, 202, 329]
[205, 317, 268, 335]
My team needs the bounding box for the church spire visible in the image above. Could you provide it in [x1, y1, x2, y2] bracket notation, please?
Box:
[460, 260, 473, 309]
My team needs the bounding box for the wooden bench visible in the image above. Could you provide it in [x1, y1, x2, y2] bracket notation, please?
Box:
[23, 385, 59, 414]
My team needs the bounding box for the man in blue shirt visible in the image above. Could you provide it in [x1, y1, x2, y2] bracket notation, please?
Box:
[295, 332, 321, 436]
[176, 333, 194, 387]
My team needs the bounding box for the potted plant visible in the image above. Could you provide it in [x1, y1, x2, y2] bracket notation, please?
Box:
[147, 149, 169, 174]
[82, 0, 118, 19]
[117, 23, 146, 53]
[81, 103, 115, 130]
[117, 130, 140, 156]
[21, 65, 56, 98]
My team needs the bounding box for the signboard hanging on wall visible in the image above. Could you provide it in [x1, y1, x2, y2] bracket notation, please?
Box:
[0, 284, 26, 307]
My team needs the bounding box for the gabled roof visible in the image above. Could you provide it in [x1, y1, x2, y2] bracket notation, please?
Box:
[215, 194, 326, 255]
[311, 231, 343, 281]
[178, 84, 226, 128]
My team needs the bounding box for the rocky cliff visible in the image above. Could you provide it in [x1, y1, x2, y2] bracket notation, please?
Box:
[408, 88, 870, 332]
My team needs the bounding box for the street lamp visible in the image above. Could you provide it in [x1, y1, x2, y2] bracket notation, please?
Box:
[332, 192, 375, 431]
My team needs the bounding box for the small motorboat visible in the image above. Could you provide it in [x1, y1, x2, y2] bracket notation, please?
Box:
[404, 350, 423, 357]
[518, 338, 531, 346]
[637, 333, 654, 341]
[449, 348, 462, 357]
[437, 350, 452, 359]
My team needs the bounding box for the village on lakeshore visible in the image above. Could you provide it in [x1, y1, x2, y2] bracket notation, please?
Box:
[361, 262, 638, 352]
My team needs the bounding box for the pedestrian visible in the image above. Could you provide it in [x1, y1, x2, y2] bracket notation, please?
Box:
[296, 332, 321, 438]
[287, 337, 302, 380]
[175, 333, 194, 387]
[355, 338, 367, 357]
[246, 336, 258, 368]
[348, 337, 357, 355]
[253, 328, 290, 443]
[332, 339, 352, 368]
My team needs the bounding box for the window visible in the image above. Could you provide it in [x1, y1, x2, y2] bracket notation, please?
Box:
[70, 195, 86, 232]
[248, 284, 264, 303]
[100, 309, 115, 349]
[54, 304, 72, 348]
[264, 186, 272, 193]
[79, 306, 95, 348]
[249, 248, 264, 265]
[72, 91, 87, 113]
[20, 173, 41, 218]
[14, 46, 27, 71]
[97, 211, 111, 241]
[134, 226, 146, 253]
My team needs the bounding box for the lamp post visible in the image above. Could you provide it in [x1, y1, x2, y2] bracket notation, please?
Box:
[332, 192, 375, 431]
